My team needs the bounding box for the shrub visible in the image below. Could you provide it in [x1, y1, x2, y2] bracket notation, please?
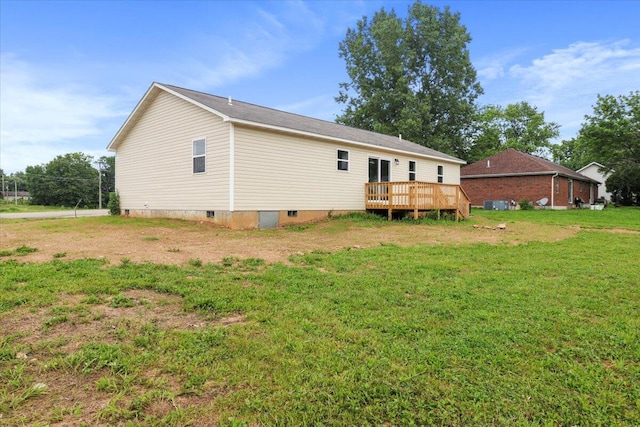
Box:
[107, 192, 121, 216]
[519, 199, 534, 210]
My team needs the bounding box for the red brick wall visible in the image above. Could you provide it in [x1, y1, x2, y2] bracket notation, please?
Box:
[461, 175, 594, 208]
[573, 179, 595, 205]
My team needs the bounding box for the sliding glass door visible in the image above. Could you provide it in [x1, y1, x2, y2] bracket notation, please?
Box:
[368, 157, 390, 183]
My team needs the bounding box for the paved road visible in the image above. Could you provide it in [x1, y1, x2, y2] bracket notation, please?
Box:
[0, 209, 109, 219]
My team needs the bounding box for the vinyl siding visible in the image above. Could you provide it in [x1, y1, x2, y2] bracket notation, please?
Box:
[233, 126, 461, 210]
[115, 91, 229, 210]
[396, 158, 461, 184]
[577, 164, 611, 200]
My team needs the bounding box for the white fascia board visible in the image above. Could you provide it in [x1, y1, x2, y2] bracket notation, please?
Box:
[157, 84, 230, 121]
[108, 82, 232, 151]
[576, 162, 605, 173]
[107, 82, 158, 151]
[226, 118, 466, 165]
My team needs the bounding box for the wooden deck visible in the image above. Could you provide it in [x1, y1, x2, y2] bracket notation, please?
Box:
[365, 181, 471, 221]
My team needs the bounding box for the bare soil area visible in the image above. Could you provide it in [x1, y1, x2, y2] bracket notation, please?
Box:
[0, 216, 580, 425]
[2, 289, 243, 426]
[0, 216, 578, 266]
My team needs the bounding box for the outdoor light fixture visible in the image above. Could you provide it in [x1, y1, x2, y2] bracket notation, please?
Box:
[394, 158, 399, 165]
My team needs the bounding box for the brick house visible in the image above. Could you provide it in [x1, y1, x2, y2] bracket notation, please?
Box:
[461, 149, 600, 209]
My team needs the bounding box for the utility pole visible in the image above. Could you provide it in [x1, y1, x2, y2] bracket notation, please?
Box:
[95, 159, 106, 210]
[98, 163, 102, 209]
[1, 175, 4, 200]
[14, 180, 18, 206]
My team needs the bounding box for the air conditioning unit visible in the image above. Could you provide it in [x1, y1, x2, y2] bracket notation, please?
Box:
[483, 200, 510, 210]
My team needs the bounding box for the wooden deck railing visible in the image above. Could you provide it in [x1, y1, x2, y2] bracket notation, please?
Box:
[365, 181, 470, 220]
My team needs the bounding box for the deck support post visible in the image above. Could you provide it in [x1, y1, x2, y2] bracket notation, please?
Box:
[411, 183, 418, 219]
[387, 183, 393, 221]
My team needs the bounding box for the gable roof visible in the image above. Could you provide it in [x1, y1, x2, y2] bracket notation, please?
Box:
[576, 161, 606, 173]
[107, 82, 464, 164]
[461, 148, 600, 183]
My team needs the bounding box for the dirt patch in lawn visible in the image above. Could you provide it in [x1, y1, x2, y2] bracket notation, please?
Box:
[0, 216, 582, 425]
[1, 289, 242, 426]
[0, 215, 577, 266]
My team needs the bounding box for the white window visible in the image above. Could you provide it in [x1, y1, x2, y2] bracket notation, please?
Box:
[409, 161, 416, 181]
[337, 149, 349, 171]
[193, 139, 206, 174]
[437, 165, 444, 183]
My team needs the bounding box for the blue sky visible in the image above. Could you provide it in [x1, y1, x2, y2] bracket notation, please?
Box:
[1, 0, 639, 174]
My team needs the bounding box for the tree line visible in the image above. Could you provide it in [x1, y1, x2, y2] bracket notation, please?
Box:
[336, 1, 639, 205]
[1, 153, 115, 208]
[3, 1, 638, 206]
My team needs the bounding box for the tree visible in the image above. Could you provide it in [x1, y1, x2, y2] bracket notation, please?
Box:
[550, 137, 596, 171]
[579, 91, 640, 205]
[97, 155, 116, 207]
[25, 153, 99, 207]
[467, 102, 560, 162]
[1, 170, 28, 197]
[24, 164, 51, 205]
[336, 1, 483, 158]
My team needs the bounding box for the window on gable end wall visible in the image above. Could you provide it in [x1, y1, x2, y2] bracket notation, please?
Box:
[337, 149, 349, 171]
[437, 165, 444, 183]
[409, 161, 416, 181]
[193, 138, 206, 174]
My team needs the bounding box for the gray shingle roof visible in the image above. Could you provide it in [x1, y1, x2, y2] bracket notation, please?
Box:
[160, 83, 464, 164]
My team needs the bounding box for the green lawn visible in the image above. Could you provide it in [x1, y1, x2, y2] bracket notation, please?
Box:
[1, 209, 639, 425]
[0, 202, 72, 214]
[474, 205, 640, 231]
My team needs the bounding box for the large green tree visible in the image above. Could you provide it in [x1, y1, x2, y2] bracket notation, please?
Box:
[579, 91, 640, 205]
[467, 102, 560, 162]
[336, 1, 483, 158]
[551, 136, 596, 171]
[25, 152, 99, 207]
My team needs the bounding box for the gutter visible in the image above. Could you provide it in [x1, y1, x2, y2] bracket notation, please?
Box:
[551, 172, 558, 208]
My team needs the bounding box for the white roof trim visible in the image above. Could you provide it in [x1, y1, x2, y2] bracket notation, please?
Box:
[108, 82, 465, 165]
[107, 82, 231, 151]
[576, 162, 606, 173]
[107, 83, 158, 151]
[157, 84, 230, 122]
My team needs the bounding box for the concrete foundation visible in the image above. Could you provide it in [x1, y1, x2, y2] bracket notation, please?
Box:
[121, 209, 359, 229]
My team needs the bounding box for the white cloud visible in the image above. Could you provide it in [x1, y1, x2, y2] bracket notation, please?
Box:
[476, 48, 528, 81]
[480, 40, 640, 142]
[180, 2, 325, 89]
[0, 54, 123, 173]
[510, 40, 640, 96]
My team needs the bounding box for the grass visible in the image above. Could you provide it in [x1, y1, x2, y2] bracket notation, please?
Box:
[0, 201, 73, 214]
[0, 209, 639, 425]
[0, 246, 38, 257]
[475, 205, 640, 231]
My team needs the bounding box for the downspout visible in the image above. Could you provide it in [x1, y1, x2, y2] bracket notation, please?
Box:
[229, 123, 235, 212]
[551, 173, 558, 209]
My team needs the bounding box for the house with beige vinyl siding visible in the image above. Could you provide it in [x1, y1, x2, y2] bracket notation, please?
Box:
[107, 83, 470, 229]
